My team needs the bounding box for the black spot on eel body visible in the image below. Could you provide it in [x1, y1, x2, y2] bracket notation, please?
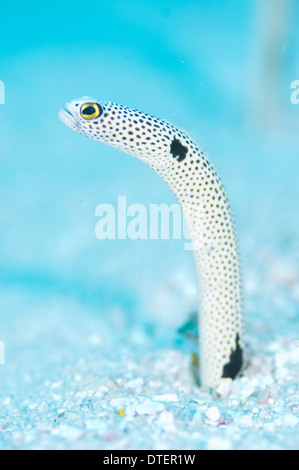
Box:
[221, 333, 243, 380]
[170, 138, 188, 162]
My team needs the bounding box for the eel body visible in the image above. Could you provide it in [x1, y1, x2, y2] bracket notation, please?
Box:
[59, 97, 244, 388]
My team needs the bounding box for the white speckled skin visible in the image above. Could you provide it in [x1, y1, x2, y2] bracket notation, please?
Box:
[59, 97, 244, 388]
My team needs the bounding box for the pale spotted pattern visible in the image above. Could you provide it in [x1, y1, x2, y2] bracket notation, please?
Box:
[59, 97, 244, 388]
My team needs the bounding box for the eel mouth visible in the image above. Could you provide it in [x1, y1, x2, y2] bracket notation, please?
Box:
[58, 106, 79, 129]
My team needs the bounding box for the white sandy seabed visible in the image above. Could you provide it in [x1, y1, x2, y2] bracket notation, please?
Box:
[0, 242, 299, 451]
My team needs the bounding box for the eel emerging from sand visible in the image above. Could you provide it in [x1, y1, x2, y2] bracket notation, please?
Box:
[59, 97, 244, 388]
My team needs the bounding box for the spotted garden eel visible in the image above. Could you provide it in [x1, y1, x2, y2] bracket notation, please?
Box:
[59, 97, 244, 388]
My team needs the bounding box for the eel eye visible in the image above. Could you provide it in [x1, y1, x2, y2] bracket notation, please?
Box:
[80, 103, 102, 120]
